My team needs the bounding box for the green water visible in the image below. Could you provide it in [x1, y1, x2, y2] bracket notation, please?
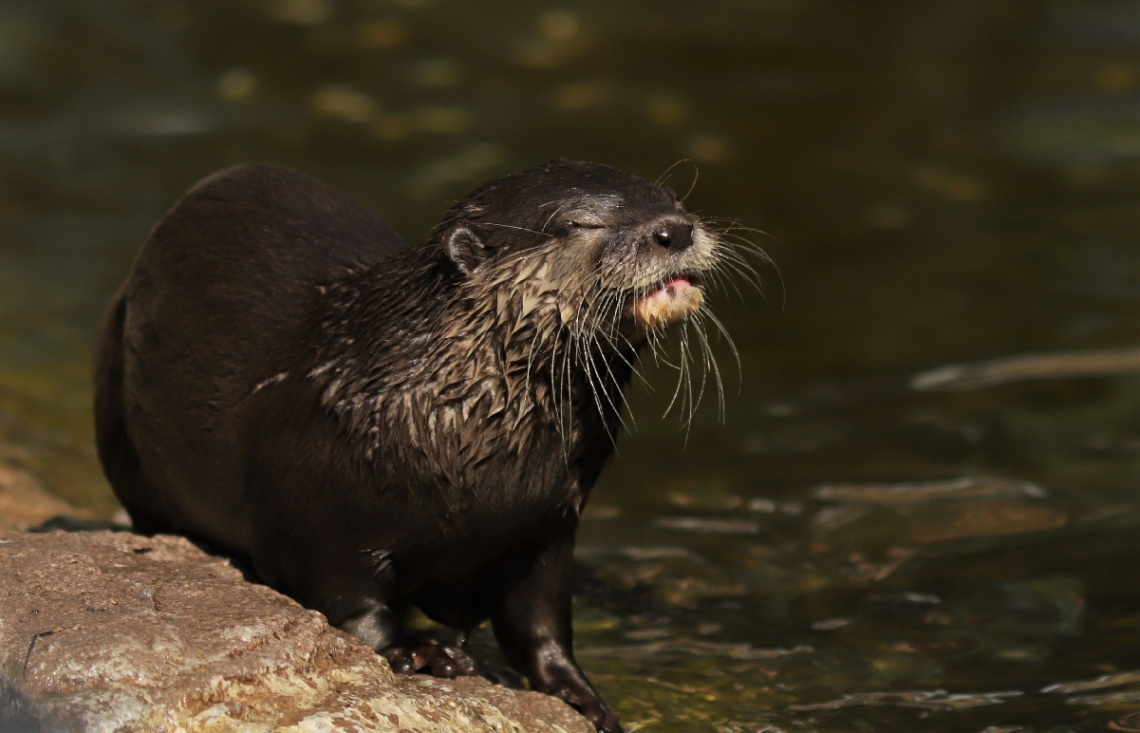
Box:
[1, 1, 1137, 730]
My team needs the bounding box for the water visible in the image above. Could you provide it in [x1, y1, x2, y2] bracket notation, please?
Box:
[1, 1, 1137, 730]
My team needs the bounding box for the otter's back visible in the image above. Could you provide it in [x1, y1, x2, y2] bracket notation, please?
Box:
[96, 163, 406, 549]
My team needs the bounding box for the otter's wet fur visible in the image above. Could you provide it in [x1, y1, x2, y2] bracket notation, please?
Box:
[94, 161, 756, 732]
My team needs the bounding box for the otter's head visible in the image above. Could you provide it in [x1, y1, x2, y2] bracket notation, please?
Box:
[435, 160, 719, 343]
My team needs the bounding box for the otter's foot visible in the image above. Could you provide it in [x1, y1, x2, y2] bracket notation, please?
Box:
[382, 641, 479, 678]
[533, 663, 622, 733]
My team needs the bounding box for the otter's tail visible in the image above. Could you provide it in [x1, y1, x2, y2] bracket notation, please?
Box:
[93, 291, 162, 534]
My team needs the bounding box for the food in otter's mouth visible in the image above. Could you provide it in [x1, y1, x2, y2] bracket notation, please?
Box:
[94, 160, 753, 733]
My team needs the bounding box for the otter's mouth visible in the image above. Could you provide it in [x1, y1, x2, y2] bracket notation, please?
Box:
[631, 273, 705, 331]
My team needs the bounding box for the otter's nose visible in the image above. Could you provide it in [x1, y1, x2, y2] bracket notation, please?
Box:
[652, 222, 695, 252]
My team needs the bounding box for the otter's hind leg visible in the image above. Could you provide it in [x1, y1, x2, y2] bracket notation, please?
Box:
[254, 535, 479, 678]
[93, 293, 166, 534]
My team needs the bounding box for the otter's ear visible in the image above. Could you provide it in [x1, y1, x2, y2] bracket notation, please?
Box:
[444, 226, 488, 275]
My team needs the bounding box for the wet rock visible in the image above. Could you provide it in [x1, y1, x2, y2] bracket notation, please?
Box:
[910, 346, 1140, 391]
[905, 502, 1068, 543]
[812, 476, 1047, 504]
[0, 530, 593, 733]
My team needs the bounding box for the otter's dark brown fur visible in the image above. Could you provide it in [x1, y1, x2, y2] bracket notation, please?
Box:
[94, 161, 724, 732]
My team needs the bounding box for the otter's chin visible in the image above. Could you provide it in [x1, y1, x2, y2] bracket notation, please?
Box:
[632, 276, 704, 331]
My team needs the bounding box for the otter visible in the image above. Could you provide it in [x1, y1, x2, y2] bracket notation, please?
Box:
[94, 161, 729, 733]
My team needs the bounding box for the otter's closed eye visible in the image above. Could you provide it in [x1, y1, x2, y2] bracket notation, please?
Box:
[564, 219, 607, 230]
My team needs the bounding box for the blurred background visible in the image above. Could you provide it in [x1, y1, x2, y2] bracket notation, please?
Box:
[0, 0, 1137, 730]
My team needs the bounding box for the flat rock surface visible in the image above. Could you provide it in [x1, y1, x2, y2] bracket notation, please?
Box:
[0, 530, 593, 733]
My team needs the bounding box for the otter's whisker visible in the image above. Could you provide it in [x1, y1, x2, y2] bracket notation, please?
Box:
[561, 319, 579, 439]
[714, 240, 767, 290]
[546, 324, 570, 455]
[579, 328, 628, 441]
[655, 158, 689, 186]
[700, 306, 742, 384]
[680, 327, 698, 434]
[594, 293, 640, 434]
[703, 259, 747, 302]
[480, 222, 550, 238]
[693, 321, 714, 417]
[539, 201, 577, 232]
[661, 329, 689, 419]
[523, 319, 545, 396]
[655, 159, 700, 204]
[479, 240, 558, 279]
[689, 312, 725, 420]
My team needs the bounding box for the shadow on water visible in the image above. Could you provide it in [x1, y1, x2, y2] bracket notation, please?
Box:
[0, 0, 1136, 730]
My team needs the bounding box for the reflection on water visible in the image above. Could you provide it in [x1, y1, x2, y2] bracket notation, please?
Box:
[1, 0, 1136, 730]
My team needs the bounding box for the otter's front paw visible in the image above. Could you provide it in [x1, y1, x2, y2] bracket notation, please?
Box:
[381, 641, 479, 678]
[548, 680, 622, 733]
[578, 700, 622, 733]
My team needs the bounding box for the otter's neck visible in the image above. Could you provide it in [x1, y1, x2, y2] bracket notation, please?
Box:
[310, 244, 636, 479]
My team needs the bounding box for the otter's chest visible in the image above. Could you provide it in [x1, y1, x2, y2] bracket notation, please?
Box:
[389, 395, 605, 548]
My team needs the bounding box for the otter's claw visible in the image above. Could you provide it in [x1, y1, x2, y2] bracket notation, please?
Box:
[382, 642, 479, 678]
[557, 686, 622, 733]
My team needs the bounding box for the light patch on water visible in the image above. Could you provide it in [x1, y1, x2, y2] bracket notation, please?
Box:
[790, 688, 1024, 711]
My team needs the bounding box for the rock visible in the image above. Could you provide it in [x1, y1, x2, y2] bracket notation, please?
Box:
[0, 464, 90, 533]
[0, 530, 593, 733]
